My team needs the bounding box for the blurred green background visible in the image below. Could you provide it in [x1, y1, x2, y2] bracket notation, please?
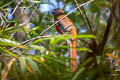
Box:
[0, 0, 120, 80]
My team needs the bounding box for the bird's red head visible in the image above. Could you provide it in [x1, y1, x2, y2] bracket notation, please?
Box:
[51, 9, 64, 15]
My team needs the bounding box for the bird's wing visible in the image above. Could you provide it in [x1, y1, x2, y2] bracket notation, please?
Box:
[58, 17, 73, 33]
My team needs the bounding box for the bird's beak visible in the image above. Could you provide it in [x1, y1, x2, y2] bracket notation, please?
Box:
[51, 11, 56, 14]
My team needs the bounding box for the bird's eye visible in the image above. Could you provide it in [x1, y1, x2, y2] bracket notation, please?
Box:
[51, 11, 56, 14]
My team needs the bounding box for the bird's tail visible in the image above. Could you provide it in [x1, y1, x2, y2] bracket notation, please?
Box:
[69, 38, 77, 72]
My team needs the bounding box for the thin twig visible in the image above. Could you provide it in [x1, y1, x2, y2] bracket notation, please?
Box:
[73, 0, 90, 33]
[0, 14, 4, 26]
[0, 12, 8, 27]
[11, 0, 94, 50]
[10, 1, 39, 40]
[74, 0, 93, 33]
[10, 35, 52, 50]
[29, 4, 39, 21]
[77, 38, 91, 46]
[81, 6, 93, 34]
[12, 0, 22, 15]
[0, 12, 8, 22]
[2, 0, 22, 29]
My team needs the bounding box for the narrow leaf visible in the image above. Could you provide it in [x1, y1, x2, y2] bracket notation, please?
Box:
[26, 57, 41, 75]
[19, 56, 26, 75]
[0, 47, 17, 58]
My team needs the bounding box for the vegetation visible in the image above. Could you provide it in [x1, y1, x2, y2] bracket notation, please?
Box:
[0, 0, 120, 80]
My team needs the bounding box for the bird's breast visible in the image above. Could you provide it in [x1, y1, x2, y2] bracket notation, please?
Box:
[55, 23, 65, 34]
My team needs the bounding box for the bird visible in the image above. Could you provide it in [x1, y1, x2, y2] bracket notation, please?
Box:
[52, 9, 77, 72]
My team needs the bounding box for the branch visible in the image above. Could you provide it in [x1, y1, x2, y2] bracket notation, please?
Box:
[12, 0, 22, 15]
[99, 1, 116, 54]
[10, 35, 52, 50]
[81, 6, 93, 34]
[29, 4, 39, 21]
[74, 0, 93, 34]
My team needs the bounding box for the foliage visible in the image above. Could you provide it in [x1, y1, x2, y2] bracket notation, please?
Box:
[0, 0, 120, 80]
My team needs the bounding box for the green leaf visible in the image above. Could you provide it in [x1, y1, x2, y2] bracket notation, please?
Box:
[55, 46, 92, 52]
[0, 38, 20, 45]
[50, 37, 55, 49]
[26, 57, 41, 75]
[29, 45, 46, 50]
[72, 58, 92, 80]
[53, 34, 95, 44]
[0, 47, 17, 58]
[32, 57, 57, 76]
[19, 56, 26, 75]
[1, 0, 15, 8]
[12, 62, 19, 79]
[28, 0, 41, 3]
[46, 56, 66, 65]
[55, 45, 68, 50]
[72, 68, 85, 80]
[0, 42, 15, 46]
[76, 48, 92, 52]
[76, 35, 95, 38]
